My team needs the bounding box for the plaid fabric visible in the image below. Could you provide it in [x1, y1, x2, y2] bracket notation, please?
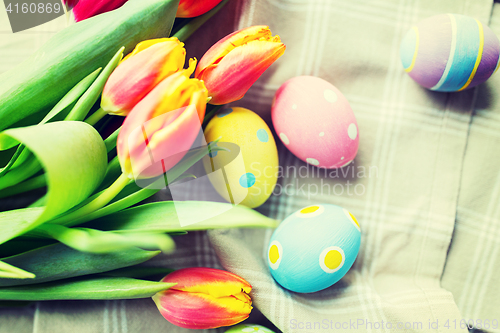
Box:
[1, 0, 500, 332]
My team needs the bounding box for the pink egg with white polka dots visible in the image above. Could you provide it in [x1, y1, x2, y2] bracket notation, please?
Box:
[271, 76, 359, 168]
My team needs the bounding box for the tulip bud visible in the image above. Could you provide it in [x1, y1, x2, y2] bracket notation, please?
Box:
[101, 38, 186, 116]
[63, 0, 79, 9]
[152, 267, 252, 329]
[176, 0, 224, 18]
[117, 60, 207, 179]
[195, 25, 285, 105]
[73, 0, 129, 22]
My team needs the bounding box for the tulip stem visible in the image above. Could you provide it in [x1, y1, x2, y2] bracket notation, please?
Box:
[202, 105, 223, 127]
[49, 173, 131, 226]
[85, 107, 108, 126]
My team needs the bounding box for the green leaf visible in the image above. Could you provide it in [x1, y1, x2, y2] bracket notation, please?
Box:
[0, 238, 55, 259]
[87, 201, 279, 233]
[0, 145, 24, 177]
[0, 276, 176, 300]
[0, 261, 35, 279]
[0, 154, 41, 191]
[33, 224, 175, 254]
[65, 48, 124, 121]
[0, 68, 101, 156]
[0, 243, 159, 287]
[0, 174, 46, 199]
[41, 68, 102, 124]
[59, 142, 227, 227]
[0, 68, 103, 191]
[101, 266, 174, 280]
[0, 122, 107, 244]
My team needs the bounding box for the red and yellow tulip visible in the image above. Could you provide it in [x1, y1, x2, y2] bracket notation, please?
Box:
[195, 25, 285, 105]
[101, 38, 186, 116]
[153, 267, 252, 329]
[117, 60, 207, 179]
[176, 0, 224, 18]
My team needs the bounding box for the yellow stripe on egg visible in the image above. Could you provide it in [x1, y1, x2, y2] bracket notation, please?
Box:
[404, 26, 419, 73]
[458, 19, 485, 91]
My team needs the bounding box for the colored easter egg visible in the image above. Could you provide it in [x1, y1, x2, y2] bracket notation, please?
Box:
[226, 324, 276, 333]
[400, 13, 500, 91]
[267, 204, 361, 293]
[203, 107, 278, 208]
[271, 76, 359, 169]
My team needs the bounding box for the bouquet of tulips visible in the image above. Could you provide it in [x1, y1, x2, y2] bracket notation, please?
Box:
[0, 0, 285, 329]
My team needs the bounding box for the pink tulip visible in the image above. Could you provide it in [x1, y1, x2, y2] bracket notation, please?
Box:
[195, 25, 285, 105]
[73, 0, 128, 22]
[176, 0, 224, 18]
[153, 268, 252, 329]
[63, 0, 79, 9]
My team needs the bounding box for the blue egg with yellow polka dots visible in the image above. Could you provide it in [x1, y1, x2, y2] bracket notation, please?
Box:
[268, 204, 361, 293]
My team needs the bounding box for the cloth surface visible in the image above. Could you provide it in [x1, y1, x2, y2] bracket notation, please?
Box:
[1, 0, 500, 333]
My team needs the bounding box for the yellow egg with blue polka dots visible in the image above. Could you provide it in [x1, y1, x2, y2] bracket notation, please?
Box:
[203, 107, 278, 208]
[268, 204, 361, 293]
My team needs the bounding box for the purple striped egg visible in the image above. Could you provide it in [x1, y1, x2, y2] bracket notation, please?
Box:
[400, 14, 500, 92]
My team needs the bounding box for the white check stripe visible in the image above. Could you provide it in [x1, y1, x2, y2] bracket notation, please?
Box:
[303, 0, 325, 76]
[112, 300, 118, 333]
[294, 0, 316, 77]
[120, 301, 127, 333]
[458, 163, 500, 316]
[103, 300, 110, 333]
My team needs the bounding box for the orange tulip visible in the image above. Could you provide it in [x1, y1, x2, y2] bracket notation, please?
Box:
[176, 0, 224, 18]
[153, 267, 252, 329]
[195, 25, 285, 105]
[117, 60, 207, 179]
[101, 38, 186, 116]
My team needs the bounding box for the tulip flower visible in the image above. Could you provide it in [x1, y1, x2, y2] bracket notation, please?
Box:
[152, 267, 252, 329]
[73, 0, 128, 22]
[195, 25, 285, 105]
[176, 0, 224, 18]
[63, 0, 79, 9]
[100, 38, 186, 117]
[117, 60, 207, 179]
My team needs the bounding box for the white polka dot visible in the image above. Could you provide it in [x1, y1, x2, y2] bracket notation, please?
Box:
[324, 89, 338, 103]
[268, 240, 282, 270]
[319, 246, 345, 273]
[319, 132, 325, 137]
[348, 123, 357, 140]
[295, 205, 325, 218]
[292, 104, 297, 109]
[343, 208, 360, 232]
[306, 158, 319, 166]
[280, 133, 290, 145]
[341, 156, 345, 160]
